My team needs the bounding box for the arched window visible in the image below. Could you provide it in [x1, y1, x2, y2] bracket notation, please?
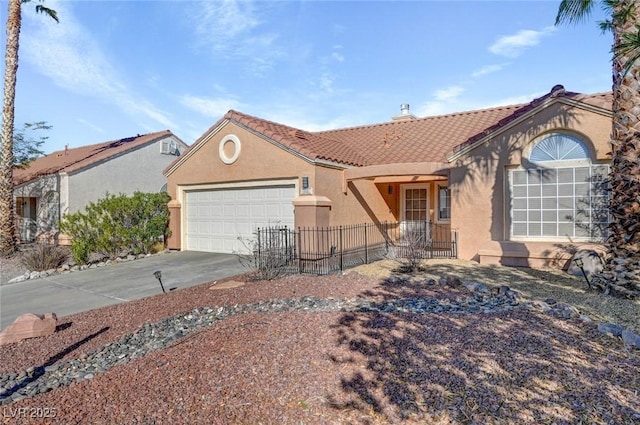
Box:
[529, 133, 589, 163]
[510, 133, 609, 241]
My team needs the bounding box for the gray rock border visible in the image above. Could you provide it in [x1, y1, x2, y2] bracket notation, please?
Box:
[4, 251, 171, 286]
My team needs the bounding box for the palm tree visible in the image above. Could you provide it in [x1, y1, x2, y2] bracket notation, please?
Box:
[556, 0, 640, 297]
[0, 0, 57, 255]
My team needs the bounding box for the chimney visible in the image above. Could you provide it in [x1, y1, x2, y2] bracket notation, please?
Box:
[392, 104, 416, 121]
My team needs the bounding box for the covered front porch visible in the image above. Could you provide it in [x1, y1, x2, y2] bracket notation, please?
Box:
[342, 161, 452, 235]
[257, 162, 459, 275]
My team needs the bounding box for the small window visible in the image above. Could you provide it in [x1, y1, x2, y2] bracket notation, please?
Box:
[161, 139, 178, 155]
[438, 186, 451, 221]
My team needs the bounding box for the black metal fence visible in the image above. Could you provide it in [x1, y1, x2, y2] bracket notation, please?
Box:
[254, 221, 458, 275]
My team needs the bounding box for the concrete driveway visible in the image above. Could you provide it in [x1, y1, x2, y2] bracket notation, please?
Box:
[0, 251, 246, 329]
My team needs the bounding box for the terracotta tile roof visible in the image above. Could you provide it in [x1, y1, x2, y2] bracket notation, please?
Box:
[198, 86, 612, 168]
[222, 110, 368, 166]
[450, 87, 612, 156]
[318, 104, 524, 165]
[13, 130, 176, 186]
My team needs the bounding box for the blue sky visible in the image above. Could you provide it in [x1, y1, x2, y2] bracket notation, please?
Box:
[3, 0, 613, 154]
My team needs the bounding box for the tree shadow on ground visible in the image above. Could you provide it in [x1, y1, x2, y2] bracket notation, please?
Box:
[0, 325, 109, 401]
[360, 260, 640, 332]
[327, 267, 640, 424]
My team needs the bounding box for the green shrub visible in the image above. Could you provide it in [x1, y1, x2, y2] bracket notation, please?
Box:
[60, 192, 171, 264]
[21, 244, 69, 271]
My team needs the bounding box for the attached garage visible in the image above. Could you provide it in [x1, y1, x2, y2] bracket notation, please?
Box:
[184, 184, 296, 253]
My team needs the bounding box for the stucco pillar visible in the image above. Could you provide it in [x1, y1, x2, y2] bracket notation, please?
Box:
[292, 196, 332, 229]
[167, 200, 182, 250]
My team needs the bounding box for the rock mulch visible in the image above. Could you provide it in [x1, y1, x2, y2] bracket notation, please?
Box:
[4, 253, 158, 286]
[2, 274, 637, 407]
[0, 285, 518, 405]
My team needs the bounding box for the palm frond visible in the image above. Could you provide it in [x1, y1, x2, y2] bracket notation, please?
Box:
[614, 25, 640, 75]
[555, 0, 597, 26]
[599, 19, 614, 34]
[34, 5, 59, 23]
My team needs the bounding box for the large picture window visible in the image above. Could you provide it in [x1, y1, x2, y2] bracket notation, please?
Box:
[510, 133, 609, 241]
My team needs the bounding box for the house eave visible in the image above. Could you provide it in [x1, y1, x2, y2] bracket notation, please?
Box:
[342, 162, 449, 193]
[164, 121, 228, 177]
[233, 120, 351, 169]
[446, 96, 613, 163]
[165, 118, 351, 178]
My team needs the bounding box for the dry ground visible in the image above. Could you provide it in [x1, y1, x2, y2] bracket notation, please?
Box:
[0, 258, 638, 424]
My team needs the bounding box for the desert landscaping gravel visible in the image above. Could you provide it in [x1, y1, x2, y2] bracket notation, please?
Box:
[0, 258, 639, 424]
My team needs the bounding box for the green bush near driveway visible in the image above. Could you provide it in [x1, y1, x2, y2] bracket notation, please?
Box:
[60, 192, 171, 264]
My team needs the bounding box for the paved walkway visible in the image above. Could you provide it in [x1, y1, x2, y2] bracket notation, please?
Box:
[0, 251, 246, 328]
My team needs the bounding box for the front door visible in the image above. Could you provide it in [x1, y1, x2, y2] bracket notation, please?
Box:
[401, 184, 429, 223]
[400, 184, 431, 240]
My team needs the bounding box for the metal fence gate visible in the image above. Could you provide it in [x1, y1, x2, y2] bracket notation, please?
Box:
[254, 221, 458, 275]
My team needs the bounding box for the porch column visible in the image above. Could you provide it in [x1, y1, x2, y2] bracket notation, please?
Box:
[167, 199, 181, 250]
[292, 195, 332, 229]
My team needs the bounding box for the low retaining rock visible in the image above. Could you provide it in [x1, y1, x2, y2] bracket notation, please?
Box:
[0, 313, 57, 346]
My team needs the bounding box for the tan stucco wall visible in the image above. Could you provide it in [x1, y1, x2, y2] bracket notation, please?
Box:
[167, 124, 311, 195]
[478, 240, 606, 269]
[450, 102, 612, 263]
[166, 122, 386, 249]
[166, 123, 310, 248]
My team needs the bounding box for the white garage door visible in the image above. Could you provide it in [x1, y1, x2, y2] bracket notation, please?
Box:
[185, 185, 295, 253]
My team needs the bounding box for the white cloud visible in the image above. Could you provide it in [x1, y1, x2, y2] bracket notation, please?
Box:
[417, 90, 546, 118]
[76, 119, 105, 135]
[414, 85, 549, 118]
[21, 1, 177, 130]
[261, 108, 350, 132]
[434, 86, 465, 101]
[417, 101, 454, 117]
[332, 45, 345, 62]
[195, 0, 261, 45]
[332, 52, 345, 63]
[471, 64, 507, 78]
[477, 92, 546, 109]
[189, 0, 282, 76]
[489, 27, 556, 58]
[333, 24, 347, 35]
[180, 95, 245, 118]
[319, 74, 335, 94]
[415, 85, 465, 117]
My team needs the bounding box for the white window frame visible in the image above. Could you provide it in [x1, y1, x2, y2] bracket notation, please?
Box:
[161, 139, 178, 155]
[436, 183, 451, 223]
[400, 184, 430, 223]
[509, 133, 609, 242]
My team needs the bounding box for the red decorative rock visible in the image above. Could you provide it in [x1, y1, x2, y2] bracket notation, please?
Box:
[0, 312, 57, 346]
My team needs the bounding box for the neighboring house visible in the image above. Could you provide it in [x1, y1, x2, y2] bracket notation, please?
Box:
[13, 130, 187, 244]
[164, 85, 612, 268]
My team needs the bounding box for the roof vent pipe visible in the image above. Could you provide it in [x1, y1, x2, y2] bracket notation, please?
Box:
[400, 104, 410, 115]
